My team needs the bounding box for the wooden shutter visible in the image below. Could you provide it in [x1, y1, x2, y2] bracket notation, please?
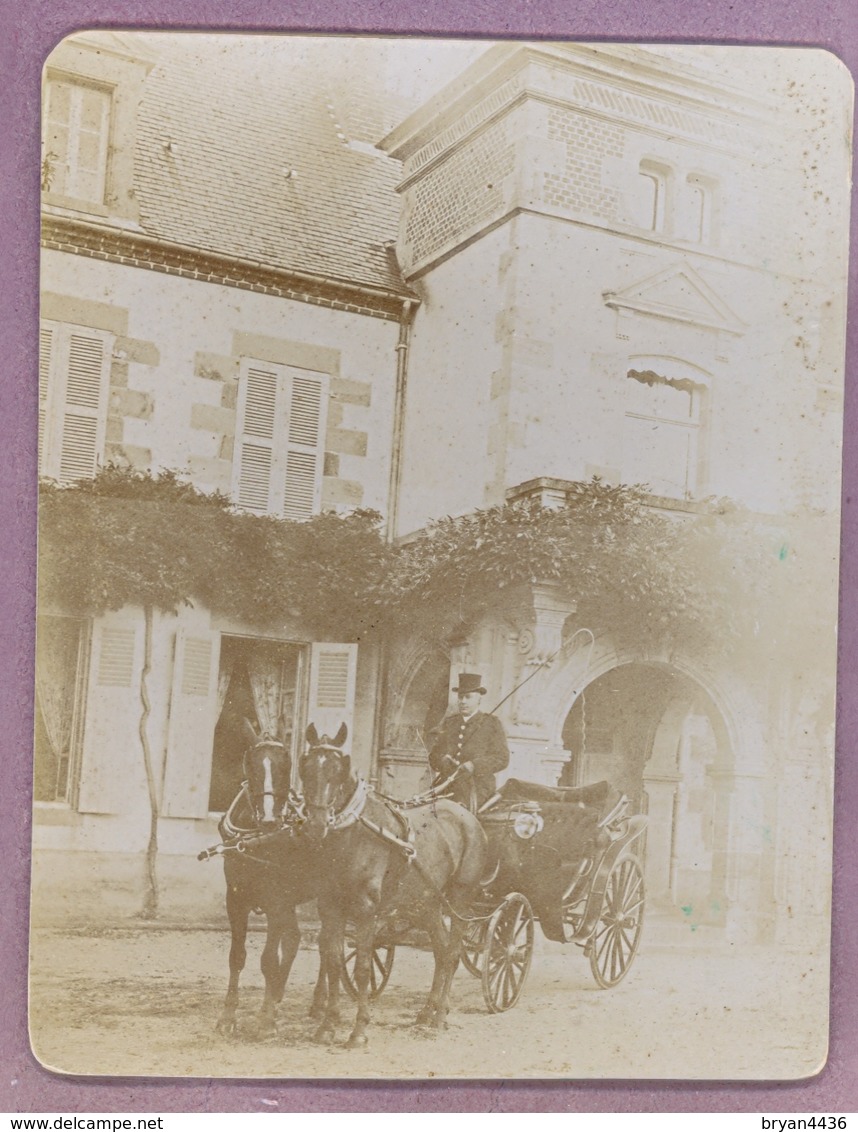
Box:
[163, 622, 222, 818]
[77, 610, 142, 814]
[58, 332, 109, 482]
[283, 372, 327, 520]
[39, 322, 111, 483]
[307, 643, 357, 752]
[234, 359, 328, 520]
[38, 324, 53, 470]
[234, 363, 281, 513]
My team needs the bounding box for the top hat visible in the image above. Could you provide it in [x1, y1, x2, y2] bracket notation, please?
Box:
[453, 672, 486, 695]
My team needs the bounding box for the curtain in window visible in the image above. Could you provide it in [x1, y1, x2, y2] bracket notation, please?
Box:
[216, 653, 235, 723]
[247, 642, 285, 739]
[34, 618, 80, 783]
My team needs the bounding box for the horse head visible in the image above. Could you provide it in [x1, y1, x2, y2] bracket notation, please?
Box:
[299, 722, 351, 840]
[242, 718, 292, 828]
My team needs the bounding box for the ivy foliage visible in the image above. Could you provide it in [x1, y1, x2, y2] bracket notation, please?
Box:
[38, 468, 837, 663]
[38, 467, 389, 641]
[388, 482, 839, 663]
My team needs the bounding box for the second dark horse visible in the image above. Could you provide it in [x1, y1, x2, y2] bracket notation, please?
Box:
[299, 723, 488, 1047]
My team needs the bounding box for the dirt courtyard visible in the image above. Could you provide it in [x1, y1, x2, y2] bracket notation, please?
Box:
[28, 922, 829, 1081]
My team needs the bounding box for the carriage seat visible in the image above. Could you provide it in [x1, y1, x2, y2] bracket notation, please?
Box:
[498, 778, 611, 809]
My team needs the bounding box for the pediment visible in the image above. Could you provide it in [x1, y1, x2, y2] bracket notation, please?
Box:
[603, 263, 746, 335]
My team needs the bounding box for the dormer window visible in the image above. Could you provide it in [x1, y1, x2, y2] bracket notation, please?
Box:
[43, 76, 112, 206]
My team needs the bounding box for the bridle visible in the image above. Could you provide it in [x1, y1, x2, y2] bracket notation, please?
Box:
[244, 737, 292, 827]
[300, 742, 368, 834]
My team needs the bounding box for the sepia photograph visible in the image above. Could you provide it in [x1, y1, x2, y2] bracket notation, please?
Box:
[31, 32, 851, 1080]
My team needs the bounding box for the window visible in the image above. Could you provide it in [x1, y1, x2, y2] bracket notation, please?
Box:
[687, 174, 716, 244]
[39, 321, 112, 482]
[233, 358, 328, 520]
[622, 368, 703, 499]
[34, 616, 88, 803]
[637, 161, 670, 233]
[43, 77, 112, 205]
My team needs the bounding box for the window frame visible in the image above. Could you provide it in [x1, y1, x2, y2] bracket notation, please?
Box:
[637, 160, 672, 234]
[42, 72, 114, 211]
[622, 368, 705, 500]
[34, 614, 91, 807]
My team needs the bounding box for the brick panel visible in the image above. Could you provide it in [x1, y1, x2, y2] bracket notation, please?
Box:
[405, 118, 516, 266]
[543, 108, 623, 222]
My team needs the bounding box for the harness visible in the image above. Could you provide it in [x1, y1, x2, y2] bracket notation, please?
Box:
[308, 772, 417, 859]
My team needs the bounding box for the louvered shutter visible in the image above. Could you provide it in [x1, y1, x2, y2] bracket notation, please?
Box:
[39, 322, 111, 483]
[234, 363, 281, 513]
[163, 620, 221, 818]
[283, 372, 328, 520]
[307, 643, 357, 752]
[77, 610, 142, 814]
[58, 332, 108, 482]
[38, 325, 53, 471]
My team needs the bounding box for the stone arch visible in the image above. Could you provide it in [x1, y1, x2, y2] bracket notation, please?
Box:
[542, 638, 773, 941]
[377, 636, 451, 800]
[540, 631, 765, 776]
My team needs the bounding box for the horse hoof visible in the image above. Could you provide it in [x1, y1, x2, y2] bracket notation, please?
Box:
[216, 1017, 237, 1036]
[308, 1004, 324, 1021]
[255, 1020, 277, 1040]
[346, 1032, 369, 1049]
[414, 1009, 432, 1027]
[313, 1025, 334, 1045]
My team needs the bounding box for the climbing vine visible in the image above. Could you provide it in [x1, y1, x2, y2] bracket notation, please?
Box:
[38, 468, 837, 664]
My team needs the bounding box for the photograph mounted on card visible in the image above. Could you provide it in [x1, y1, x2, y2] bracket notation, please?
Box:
[32, 33, 851, 1079]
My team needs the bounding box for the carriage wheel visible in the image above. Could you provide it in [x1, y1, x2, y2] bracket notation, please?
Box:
[341, 926, 396, 1001]
[460, 916, 487, 978]
[480, 893, 534, 1013]
[588, 854, 645, 989]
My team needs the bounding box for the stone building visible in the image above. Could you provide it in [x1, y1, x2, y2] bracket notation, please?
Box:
[36, 35, 847, 942]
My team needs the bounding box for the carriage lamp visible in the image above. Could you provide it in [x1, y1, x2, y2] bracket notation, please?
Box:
[512, 811, 544, 840]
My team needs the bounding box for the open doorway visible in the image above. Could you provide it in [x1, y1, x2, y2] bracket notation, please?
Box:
[208, 636, 303, 812]
[560, 662, 733, 929]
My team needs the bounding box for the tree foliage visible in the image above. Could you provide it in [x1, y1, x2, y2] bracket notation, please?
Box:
[38, 468, 838, 664]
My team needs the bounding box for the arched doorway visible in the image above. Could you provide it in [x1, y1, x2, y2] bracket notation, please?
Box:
[561, 662, 733, 931]
[378, 646, 451, 800]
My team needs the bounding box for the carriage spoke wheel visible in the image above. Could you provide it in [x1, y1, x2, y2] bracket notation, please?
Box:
[588, 855, 645, 989]
[341, 925, 396, 1001]
[481, 893, 534, 1013]
[460, 916, 487, 977]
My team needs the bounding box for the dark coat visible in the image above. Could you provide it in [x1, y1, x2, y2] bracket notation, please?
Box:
[428, 711, 510, 806]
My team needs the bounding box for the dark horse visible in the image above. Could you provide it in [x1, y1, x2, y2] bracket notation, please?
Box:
[215, 719, 319, 1037]
[299, 722, 488, 1047]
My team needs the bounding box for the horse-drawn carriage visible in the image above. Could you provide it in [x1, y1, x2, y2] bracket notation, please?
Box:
[201, 723, 647, 1043]
[341, 775, 647, 1015]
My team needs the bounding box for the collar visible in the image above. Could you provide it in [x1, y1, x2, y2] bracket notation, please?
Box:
[327, 776, 370, 831]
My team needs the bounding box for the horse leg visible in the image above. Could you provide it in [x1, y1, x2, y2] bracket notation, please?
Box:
[414, 907, 450, 1029]
[257, 903, 300, 1037]
[312, 895, 343, 1044]
[434, 912, 467, 1029]
[345, 913, 376, 1048]
[217, 881, 248, 1035]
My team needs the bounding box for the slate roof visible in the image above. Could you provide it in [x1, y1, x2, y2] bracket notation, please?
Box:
[133, 38, 411, 296]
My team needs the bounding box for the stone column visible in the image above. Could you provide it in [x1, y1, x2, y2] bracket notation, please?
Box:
[641, 770, 681, 910]
[505, 585, 576, 784]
